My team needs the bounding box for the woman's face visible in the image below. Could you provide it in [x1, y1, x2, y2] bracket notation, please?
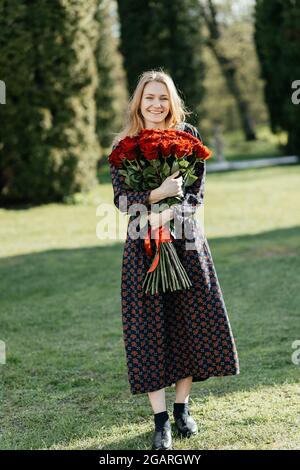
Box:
[140, 81, 170, 129]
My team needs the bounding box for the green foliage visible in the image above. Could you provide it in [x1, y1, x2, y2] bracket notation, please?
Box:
[0, 0, 101, 204]
[95, 0, 127, 150]
[202, 16, 268, 135]
[254, 0, 300, 154]
[120, 153, 201, 194]
[116, 0, 205, 125]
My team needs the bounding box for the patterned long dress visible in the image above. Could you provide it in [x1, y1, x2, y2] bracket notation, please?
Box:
[109, 122, 240, 395]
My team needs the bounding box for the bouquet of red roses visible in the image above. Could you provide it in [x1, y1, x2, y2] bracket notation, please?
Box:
[108, 128, 212, 295]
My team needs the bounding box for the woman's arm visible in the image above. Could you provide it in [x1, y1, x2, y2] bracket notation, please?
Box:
[172, 124, 206, 224]
[148, 187, 168, 204]
[172, 160, 206, 224]
[149, 158, 206, 231]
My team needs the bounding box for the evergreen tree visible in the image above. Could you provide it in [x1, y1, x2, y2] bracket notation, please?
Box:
[95, 0, 127, 150]
[254, 0, 300, 154]
[0, 0, 100, 204]
[116, 0, 205, 125]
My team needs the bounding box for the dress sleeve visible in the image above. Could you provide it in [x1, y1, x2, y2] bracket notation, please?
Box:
[109, 153, 152, 215]
[172, 124, 206, 224]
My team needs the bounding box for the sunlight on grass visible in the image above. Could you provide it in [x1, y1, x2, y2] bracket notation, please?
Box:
[0, 165, 299, 257]
[43, 383, 299, 450]
[1, 163, 299, 450]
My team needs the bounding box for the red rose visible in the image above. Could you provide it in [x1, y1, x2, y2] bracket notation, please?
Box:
[174, 137, 193, 158]
[108, 144, 123, 167]
[159, 137, 174, 157]
[194, 142, 212, 160]
[121, 136, 139, 161]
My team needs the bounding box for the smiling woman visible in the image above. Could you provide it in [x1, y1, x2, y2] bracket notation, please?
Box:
[140, 81, 171, 129]
[108, 69, 239, 451]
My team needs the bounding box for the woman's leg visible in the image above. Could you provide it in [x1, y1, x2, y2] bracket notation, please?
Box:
[148, 387, 167, 413]
[175, 376, 193, 403]
[149, 387, 172, 449]
[173, 376, 198, 436]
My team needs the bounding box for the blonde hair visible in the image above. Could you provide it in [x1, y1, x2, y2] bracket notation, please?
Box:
[111, 68, 192, 147]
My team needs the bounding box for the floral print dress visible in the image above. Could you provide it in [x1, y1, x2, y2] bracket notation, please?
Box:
[109, 122, 240, 395]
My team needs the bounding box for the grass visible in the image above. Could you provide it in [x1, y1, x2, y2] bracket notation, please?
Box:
[220, 125, 287, 161]
[0, 164, 300, 450]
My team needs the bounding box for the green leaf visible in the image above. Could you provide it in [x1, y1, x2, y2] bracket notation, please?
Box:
[143, 166, 157, 177]
[171, 160, 180, 173]
[124, 175, 131, 187]
[185, 174, 198, 187]
[162, 161, 170, 178]
[178, 159, 189, 168]
[149, 159, 160, 168]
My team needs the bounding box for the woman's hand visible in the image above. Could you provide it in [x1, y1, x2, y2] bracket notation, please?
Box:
[159, 170, 184, 198]
[148, 208, 174, 231]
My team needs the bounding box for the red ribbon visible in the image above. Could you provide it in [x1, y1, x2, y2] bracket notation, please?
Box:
[144, 225, 173, 273]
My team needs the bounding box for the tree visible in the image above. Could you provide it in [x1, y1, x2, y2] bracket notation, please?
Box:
[254, 0, 300, 154]
[201, 9, 268, 135]
[95, 0, 128, 151]
[0, 0, 100, 205]
[199, 0, 257, 141]
[116, 0, 205, 126]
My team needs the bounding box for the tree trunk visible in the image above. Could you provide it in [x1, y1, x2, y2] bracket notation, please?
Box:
[201, 0, 256, 141]
[208, 41, 256, 141]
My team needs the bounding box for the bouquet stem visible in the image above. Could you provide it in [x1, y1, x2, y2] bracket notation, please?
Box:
[143, 226, 192, 294]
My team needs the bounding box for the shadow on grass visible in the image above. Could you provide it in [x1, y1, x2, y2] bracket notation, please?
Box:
[1, 225, 299, 449]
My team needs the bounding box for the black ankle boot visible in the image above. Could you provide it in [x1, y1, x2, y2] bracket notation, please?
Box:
[173, 403, 198, 438]
[152, 424, 172, 450]
[152, 411, 172, 450]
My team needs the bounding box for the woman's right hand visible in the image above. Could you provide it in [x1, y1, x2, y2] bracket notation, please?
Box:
[159, 170, 184, 198]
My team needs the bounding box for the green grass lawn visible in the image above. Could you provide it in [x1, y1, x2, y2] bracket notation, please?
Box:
[0, 164, 300, 450]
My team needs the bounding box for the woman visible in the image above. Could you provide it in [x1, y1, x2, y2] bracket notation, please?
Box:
[108, 70, 240, 450]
